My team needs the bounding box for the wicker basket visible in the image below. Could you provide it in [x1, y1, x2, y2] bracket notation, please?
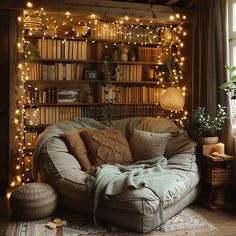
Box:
[10, 182, 58, 220]
[207, 168, 231, 184]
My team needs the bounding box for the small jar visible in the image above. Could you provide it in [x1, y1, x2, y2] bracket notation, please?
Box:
[120, 53, 128, 61]
[120, 48, 129, 61]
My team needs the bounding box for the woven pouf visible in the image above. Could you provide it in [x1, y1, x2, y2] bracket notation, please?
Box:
[9, 182, 58, 220]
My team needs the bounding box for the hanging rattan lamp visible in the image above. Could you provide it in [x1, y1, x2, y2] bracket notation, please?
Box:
[160, 87, 185, 111]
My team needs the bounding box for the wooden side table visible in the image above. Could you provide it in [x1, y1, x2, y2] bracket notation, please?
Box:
[199, 144, 234, 210]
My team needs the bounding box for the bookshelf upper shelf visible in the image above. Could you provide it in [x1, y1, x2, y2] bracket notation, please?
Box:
[25, 35, 179, 47]
[25, 102, 160, 107]
[37, 59, 164, 66]
[26, 80, 165, 85]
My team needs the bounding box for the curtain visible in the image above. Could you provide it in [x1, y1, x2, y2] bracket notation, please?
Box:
[193, 0, 234, 154]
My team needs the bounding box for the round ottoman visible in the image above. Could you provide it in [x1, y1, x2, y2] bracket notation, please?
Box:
[9, 182, 58, 220]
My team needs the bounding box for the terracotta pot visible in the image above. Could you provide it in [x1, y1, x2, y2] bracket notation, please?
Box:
[199, 136, 219, 144]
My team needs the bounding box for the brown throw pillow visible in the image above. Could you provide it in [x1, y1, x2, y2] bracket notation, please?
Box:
[129, 129, 170, 162]
[80, 128, 133, 166]
[63, 128, 92, 171]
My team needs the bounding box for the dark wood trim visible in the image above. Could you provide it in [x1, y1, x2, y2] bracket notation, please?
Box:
[0, 10, 10, 197]
[0, 0, 194, 23]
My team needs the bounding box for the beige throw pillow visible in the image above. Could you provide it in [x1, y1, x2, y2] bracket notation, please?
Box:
[63, 128, 92, 171]
[80, 128, 133, 166]
[129, 129, 170, 162]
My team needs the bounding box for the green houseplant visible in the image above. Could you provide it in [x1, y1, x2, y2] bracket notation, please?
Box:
[219, 65, 236, 99]
[184, 104, 228, 143]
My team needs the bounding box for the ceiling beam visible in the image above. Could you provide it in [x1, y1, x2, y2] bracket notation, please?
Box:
[165, 0, 179, 6]
[186, 0, 198, 7]
[0, 0, 194, 23]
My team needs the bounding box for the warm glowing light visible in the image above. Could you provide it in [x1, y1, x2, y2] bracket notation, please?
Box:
[91, 13, 96, 18]
[65, 11, 70, 16]
[176, 14, 180, 18]
[26, 2, 33, 8]
[169, 15, 175, 20]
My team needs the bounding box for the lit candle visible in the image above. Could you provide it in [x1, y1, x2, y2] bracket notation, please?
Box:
[215, 142, 225, 155]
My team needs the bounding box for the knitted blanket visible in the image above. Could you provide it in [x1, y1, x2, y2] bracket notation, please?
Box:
[86, 156, 179, 224]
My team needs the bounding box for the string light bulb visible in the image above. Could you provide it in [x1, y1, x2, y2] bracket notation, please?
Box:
[26, 1, 33, 8]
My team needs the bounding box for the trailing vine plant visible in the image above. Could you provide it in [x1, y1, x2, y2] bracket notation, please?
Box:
[100, 44, 121, 125]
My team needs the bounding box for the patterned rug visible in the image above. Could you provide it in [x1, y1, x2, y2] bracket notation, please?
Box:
[6, 208, 217, 236]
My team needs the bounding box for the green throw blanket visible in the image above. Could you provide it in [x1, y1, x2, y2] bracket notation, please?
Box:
[86, 156, 180, 224]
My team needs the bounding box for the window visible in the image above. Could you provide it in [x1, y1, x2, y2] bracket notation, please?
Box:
[228, 0, 236, 119]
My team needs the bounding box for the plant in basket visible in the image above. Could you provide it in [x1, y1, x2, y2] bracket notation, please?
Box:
[184, 104, 228, 144]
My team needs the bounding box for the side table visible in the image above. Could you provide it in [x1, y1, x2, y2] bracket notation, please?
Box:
[199, 144, 234, 210]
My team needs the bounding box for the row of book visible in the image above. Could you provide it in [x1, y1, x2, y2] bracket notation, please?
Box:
[26, 87, 58, 104]
[91, 21, 178, 44]
[138, 47, 168, 63]
[25, 106, 101, 125]
[27, 63, 85, 81]
[26, 87, 88, 104]
[26, 85, 163, 104]
[38, 39, 88, 60]
[118, 65, 142, 81]
[27, 63, 148, 82]
[100, 86, 163, 104]
[24, 105, 184, 125]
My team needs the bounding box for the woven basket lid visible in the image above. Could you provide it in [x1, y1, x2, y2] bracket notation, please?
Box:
[10, 182, 57, 220]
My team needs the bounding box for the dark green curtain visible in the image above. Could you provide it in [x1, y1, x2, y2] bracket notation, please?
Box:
[193, 0, 234, 154]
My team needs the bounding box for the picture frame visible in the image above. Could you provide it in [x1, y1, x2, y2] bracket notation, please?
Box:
[83, 69, 98, 80]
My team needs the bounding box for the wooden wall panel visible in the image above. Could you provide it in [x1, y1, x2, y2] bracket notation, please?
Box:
[0, 10, 10, 197]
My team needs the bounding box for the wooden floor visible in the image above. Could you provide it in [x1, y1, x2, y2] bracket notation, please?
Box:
[1, 197, 236, 235]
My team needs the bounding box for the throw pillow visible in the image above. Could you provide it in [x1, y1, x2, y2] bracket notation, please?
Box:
[63, 128, 92, 171]
[129, 129, 170, 162]
[80, 128, 133, 166]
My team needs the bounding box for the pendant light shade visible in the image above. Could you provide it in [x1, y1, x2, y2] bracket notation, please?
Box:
[160, 87, 185, 111]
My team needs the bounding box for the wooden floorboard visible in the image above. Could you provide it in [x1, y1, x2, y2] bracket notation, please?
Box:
[1, 197, 236, 235]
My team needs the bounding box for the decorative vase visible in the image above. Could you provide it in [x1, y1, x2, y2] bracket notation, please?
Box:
[120, 52, 128, 61]
[86, 95, 93, 103]
[120, 48, 129, 61]
[199, 136, 219, 144]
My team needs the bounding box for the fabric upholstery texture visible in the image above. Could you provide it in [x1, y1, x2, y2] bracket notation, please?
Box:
[80, 128, 133, 166]
[129, 129, 170, 161]
[63, 128, 91, 171]
[34, 117, 200, 233]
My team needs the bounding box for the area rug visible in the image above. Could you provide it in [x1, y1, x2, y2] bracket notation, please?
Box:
[6, 208, 217, 236]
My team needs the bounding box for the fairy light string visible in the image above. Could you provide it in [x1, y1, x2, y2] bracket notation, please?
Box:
[12, 6, 189, 188]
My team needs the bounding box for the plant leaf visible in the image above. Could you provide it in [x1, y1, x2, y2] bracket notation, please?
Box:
[219, 82, 230, 90]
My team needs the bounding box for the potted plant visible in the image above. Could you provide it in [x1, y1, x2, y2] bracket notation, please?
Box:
[184, 104, 228, 144]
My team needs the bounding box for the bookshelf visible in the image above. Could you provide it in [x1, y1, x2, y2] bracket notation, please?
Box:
[10, 9, 191, 186]
[24, 37, 185, 119]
